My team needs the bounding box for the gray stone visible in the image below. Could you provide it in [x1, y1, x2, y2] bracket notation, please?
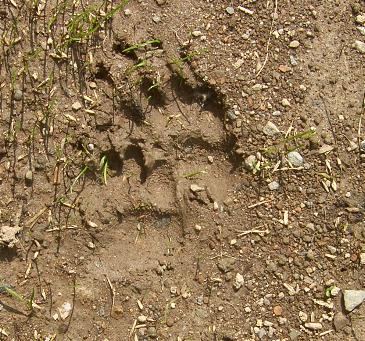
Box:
[268, 181, 280, 191]
[227, 110, 237, 120]
[289, 329, 301, 340]
[263, 121, 280, 136]
[287, 151, 304, 167]
[226, 6, 234, 15]
[290, 55, 298, 65]
[333, 312, 348, 331]
[354, 40, 365, 54]
[13, 89, 23, 101]
[343, 290, 365, 312]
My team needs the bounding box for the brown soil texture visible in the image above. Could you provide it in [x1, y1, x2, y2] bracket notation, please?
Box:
[1, 0, 365, 340]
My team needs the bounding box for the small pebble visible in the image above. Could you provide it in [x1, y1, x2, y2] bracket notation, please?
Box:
[282, 98, 290, 107]
[304, 322, 322, 330]
[152, 15, 161, 23]
[354, 40, 365, 54]
[358, 26, 365, 36]
[287, 151, 304, 167]
[268, 181, 280, 191]
[273, 305, 283, 316]
[72, 101, 82, 111]
[226, 6, 235, 15]
[233, 273, 244, 290]
[124, 9, 132, 16]
[25, 170, 33, 184]
[14, 89, 23, 101]
[360, 140, 365, 152]
[289, 329, 301, 340]
[192, 30, 202, 37]
[190, 184, 204, 192]
[87, 241, 95, 249]
[138, 315, 147, 323]
[289, 40, 300, 48]
[263, 121, 280, 136]
[360, 253, 365, 265]
[355, 15, 365, 24]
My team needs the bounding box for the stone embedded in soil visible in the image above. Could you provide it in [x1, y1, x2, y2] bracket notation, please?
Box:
[343, 290, 365, 312]
[217, 257, 235, 273]
[354, 40, 365, 54]
[289, 329, 301, 340]
[0, 225, 22, 247]
[287, 151, 304, 167]
[72, 101, 82, 111]
[147, 327, 157, 339]
[289, 40, 300, 48]
[87, 241, 95, 249]
[13, 89, 23, 101]
[190, 184, 204, 193]
[333, 312, 348, 331]
[263, 121, 280, 136]
[25, 170, 33, 185]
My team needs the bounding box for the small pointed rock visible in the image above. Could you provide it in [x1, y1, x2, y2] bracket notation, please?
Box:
[343, 290, 365, 312]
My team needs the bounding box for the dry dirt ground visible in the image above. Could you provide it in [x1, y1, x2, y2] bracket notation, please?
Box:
[1, 0, 365, 340]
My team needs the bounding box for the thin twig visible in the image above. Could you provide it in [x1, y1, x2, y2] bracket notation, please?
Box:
[255, 0, 278, 78]
[236, 228, 269, 237]
[65, 274, 77, 333]
[105, 275, 115, 316]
